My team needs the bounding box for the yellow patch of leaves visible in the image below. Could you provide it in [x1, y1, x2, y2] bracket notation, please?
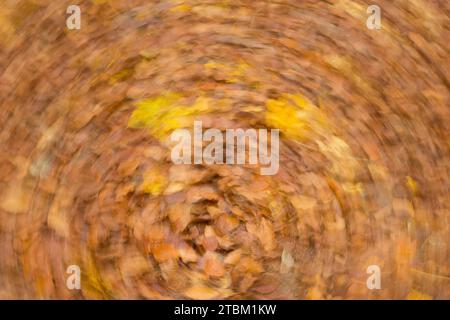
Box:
[109, 68, 133, 84]
[128, 92, 212, 139]
[407, 290, 432, 300]
[91, 0, 112, 4]
[140, 169, 167, 196]
[204, 60, 249, 83]
[265, 93, 328, 141]
[341, 182, 364, 194]
[170, 4, 192, 13]
[84, 254, 112, 298]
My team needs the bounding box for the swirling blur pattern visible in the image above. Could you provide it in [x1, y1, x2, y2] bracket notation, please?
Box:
[0, 0, 448, 299]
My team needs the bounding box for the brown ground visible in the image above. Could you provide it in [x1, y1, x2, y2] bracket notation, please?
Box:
[0, 0, 449, 299]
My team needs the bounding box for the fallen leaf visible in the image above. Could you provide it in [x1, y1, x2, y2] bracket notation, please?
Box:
[203, 252, 225, 278]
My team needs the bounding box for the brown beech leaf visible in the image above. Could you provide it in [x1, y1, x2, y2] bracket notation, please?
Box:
[224, 249, 243, 265]
[203, 252, 226, 278]
[177, 243, 199, 263]
[167, 203, 191, 232]
[202, 236, 219, 252]
[152, 243, 178, 262]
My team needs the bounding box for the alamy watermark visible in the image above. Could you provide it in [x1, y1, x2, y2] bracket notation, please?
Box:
[366, 265, 381, 290]
[66, 5, 81, 30]
[366, 5, 382, 30]
[170, 121, 280, 175]
[66, 264, 81, 290]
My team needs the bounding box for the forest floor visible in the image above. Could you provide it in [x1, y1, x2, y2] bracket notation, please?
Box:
[0, 0, 449, 299]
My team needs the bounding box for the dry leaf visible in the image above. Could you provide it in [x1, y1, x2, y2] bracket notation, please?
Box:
[203, 252, 226, 278]
[152, 243, 178, 262]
